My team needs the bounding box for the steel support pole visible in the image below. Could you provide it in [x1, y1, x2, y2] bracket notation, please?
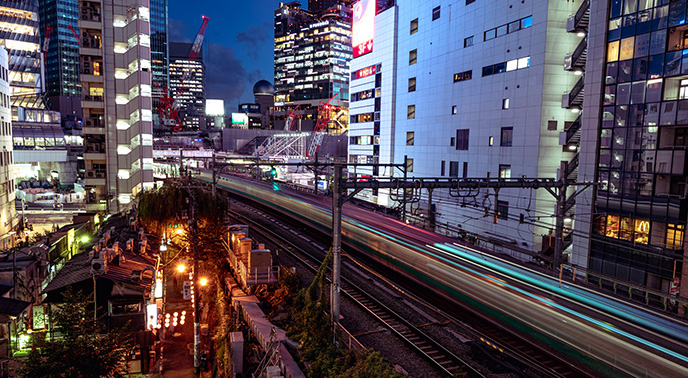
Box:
[553, 165, 567, 271]
[190, 190, 201, 375]
[212, 153, 216, 197]
[331, 165, 342, 323]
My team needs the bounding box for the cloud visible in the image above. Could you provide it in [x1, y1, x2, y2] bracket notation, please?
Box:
[168, 18, 192, 43]
[204, 42, 254, 112]
[236, 22, 272, 59]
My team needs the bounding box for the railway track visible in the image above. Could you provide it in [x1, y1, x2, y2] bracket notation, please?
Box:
[225, 198, 599, 378]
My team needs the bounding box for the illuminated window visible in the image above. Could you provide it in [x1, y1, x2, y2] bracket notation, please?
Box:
[410, 18, 418, 35]
[409, 49, 417, 65]
[502, 98, 509, 109]
[452, 105, 457, 114]
[499, 164, 511, 178]
[407, 105, 415, 119]
[666, 223, 684, 249]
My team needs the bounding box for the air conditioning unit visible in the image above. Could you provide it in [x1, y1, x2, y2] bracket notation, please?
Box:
[126, 238, 134, 251]
[91, 255, 107, 274]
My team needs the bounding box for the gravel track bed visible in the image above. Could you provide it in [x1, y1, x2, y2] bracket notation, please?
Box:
[230, 200, 525, 378]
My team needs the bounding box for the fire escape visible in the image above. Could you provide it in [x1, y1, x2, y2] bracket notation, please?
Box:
[559, 0, 589, 254]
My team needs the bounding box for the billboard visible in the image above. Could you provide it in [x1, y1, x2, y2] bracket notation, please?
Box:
[352, 0, 375, 58]
[231, 113, 249, 128]
[206, 99, 225, 116]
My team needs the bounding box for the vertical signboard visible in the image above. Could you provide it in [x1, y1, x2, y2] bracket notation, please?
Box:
[352, 0, 375, 58]
[183, 281, 192, 300]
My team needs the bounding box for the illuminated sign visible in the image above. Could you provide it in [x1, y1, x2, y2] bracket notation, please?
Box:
[231, 113, 249, 128]
[354, 65, 376, 80]
[206, 99, 225, 116]
[352, 0, 375, 58]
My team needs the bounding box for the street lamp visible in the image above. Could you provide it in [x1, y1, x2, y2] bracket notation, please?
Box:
[177, 264, 186, 273]
[199, 278, 207, 286]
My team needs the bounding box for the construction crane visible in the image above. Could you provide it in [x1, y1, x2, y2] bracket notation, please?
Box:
[159, 15, 209, 132]
[67, 25, 80, 46]
[284, 104, 302, 131]
[306, 94, 339, 158]
[42, 26, 53, 62]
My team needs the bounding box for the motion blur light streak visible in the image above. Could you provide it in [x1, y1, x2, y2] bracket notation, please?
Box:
[431, 244, 688, 364]
[438, 242, 688, 345]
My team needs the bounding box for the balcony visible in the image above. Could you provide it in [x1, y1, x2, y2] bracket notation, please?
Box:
[567, 0, 590, 34]
[82, 95, 104, 109]
[564, 36, 587, 72]
[562, 76, 584, 109]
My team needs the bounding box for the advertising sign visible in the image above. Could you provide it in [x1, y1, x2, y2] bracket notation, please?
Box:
[231, 113, 249, 128]
[33, 304, 46, 330]
[352, 0, 375, 58]
[670, 277, 680, 296]
[354, 65, 376, 80]
[183, 281, 192, 300]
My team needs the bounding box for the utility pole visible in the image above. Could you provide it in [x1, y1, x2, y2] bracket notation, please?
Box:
[211, 152, 216, 197]
[331, 165, 342, 323]
[189, 187, 201, 376]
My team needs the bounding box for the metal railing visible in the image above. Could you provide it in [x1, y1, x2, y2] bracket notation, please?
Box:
[565, 114, 582, 145]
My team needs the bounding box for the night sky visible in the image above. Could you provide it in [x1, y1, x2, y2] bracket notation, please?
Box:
[167, 0, 280, 114]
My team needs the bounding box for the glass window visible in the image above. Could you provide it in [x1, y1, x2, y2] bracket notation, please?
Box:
[518, 57, 530, 69]
[622, 14, 637, 38]
[496, 25, 508, 37]
[608, 40, 620, 62]
[605, 85, 617, 105]
[484, 29, 496, 41]
[464, 35, 474, 48]
[406, 158, 414, 172]
[508, 21, 520, 33]
[660, 101, 677, 125]
[648, 54, 664, 78]
[497, 200, 509, 220]
[603, 107, 615, 128]
[521, 16, 532, 29]
[432, 6, 440, 21]
[611, 0, 623, 18]
[616, 105, 628, 127]
[499, 164, 511, 178]
[606, 62, 619, 84]
[409, 49, 417, 65]
[634, 33, 650, 57]
[601, 129, 613, 148]
[666, 223, 685, 249]
[494, 62, 506, 73]
[620, 37, 635, 60]
[406, 131, 414, 145]
[609, 18, 622, 41]
[637, 10, 652, 34]
[666, 51, 682, 76]
[638, 0, 654, 12]
[407, 105, 415, 119]
[653, 5, 669, 31]
[613, 128, 626, 149]
[668, 1, 686, 27]
[649, 30, 667, 56]
[408, 77, 416, 92]
[410, 18, 418, 34]
[646, 79, 663, 102]
[624, 0, 638, 14]
[506, 59, 518, 71]
[483, 65, 494, 76]
[500, 127, 513, 146]
[644, 102, 660, 125]
[633, 57, 648, 81]
[617, 82, 632, 104]
[630, 104, 645, 125]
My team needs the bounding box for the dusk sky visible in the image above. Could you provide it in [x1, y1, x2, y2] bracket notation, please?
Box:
[167, 0, 281, 113]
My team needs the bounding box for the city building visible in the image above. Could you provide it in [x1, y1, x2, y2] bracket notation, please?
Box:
[348, 1, 580, 264]
[39, 0, 81, 116]
[576, 0, 687, 297]
[79, 0, 154, 212]
[273, 1, 352, 132]
[150, 0, 169, 127]
[0, 48, 16, 250]
[168, 42, 205, 131]
[0, 1, 42, 95]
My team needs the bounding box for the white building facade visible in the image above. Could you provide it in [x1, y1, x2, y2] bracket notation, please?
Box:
[349, 0, 584, 259]
[0, 48, 16, 249]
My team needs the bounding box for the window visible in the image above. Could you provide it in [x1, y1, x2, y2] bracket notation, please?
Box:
[499, 164, 511, 178]
[548, 120, 558, 131]
[463, 162, 469, 178]
[502, 98, 509, 109]
[450, 137, 455, 146]
[407, 105, 416, 119]
[408, 77, 416, 92]
[406, 132, 415, 145]
[452, 105, 457, 114]
[441, 160, 446, 176]
[666, 223, 685, 249]
[406, 157, 414, 172]
[501, 127, 513, 146]
[453, 70, 473, 82]
[456, 129, 469, 150]
[483, 57, 530, 77]
[484, 29, 496, 41]
[466, 0, 475, 4]
[464, 36, 474, 48]
[432, 6, 441, 21]
[497, 200, 509, 220]
[410, 18, 418, 34]
[409, 49, 417, 65]
[449, 161, 459, 177]
[489, 136, 494, 146]
[484, 16, 533, 42]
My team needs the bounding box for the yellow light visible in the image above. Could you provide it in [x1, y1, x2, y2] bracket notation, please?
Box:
[200, 278, 208, 286]
[177, 264, 186, 273]
[176, 228, 184, 235]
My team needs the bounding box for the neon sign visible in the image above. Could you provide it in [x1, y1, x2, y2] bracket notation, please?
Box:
[352, 0, 375, 58]
[354, 65, 376, 79]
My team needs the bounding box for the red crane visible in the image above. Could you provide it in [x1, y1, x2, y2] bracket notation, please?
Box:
[284, 104, 302, 131]
[67, 25, 80, 46]
[159, 15, 209, 132]
[306, 94, 339, 158]
[42, 26, 53, 62]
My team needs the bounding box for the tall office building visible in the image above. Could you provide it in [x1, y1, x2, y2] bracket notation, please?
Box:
[168, 42, 204, 130]
[80, 0, 154, 212]
[578, 0, 687, 296]
[39, 0, 81, 116]
[349, 1, 581, 265]
[0, 49, 16, 249]
[273, 1, 351, 131]
[149, 0, 168, 126]
[0, 1, 42, 95]
[308, 0, 345, 14]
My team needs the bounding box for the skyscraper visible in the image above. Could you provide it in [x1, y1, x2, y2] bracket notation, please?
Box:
[0, 49, 16, 249]
[0, 1, 42, 95]
[80, 0, 154, 212]
[39, 0, 81, 116]
[150, 0, 169, 127]
[168, 42, 205, 131]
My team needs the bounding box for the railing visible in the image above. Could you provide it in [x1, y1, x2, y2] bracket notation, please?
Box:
[564, 152, 579, 180]
[566, 36, 587, 70]
[567, 0, 590, 32]
[565, 114, 582, 145]
[568, 76, 584, 102]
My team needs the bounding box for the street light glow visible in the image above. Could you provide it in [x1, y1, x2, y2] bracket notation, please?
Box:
[200, 278, 208, 286]
[80, 236, 89, 243]
[177, 264, 186, 273]
[176, 228, 184, 235]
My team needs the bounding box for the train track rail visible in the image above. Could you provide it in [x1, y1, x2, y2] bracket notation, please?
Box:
[224, 197, 599, 378]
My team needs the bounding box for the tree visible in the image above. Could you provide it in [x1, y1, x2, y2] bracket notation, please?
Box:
[19, 289, 131, 378]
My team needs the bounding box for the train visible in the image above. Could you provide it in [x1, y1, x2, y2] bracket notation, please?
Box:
[193, 169, 688, 377]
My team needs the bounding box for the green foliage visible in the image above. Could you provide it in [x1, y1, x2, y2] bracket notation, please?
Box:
[339, 350, 406, 378]
[19, 289, 131, 378]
